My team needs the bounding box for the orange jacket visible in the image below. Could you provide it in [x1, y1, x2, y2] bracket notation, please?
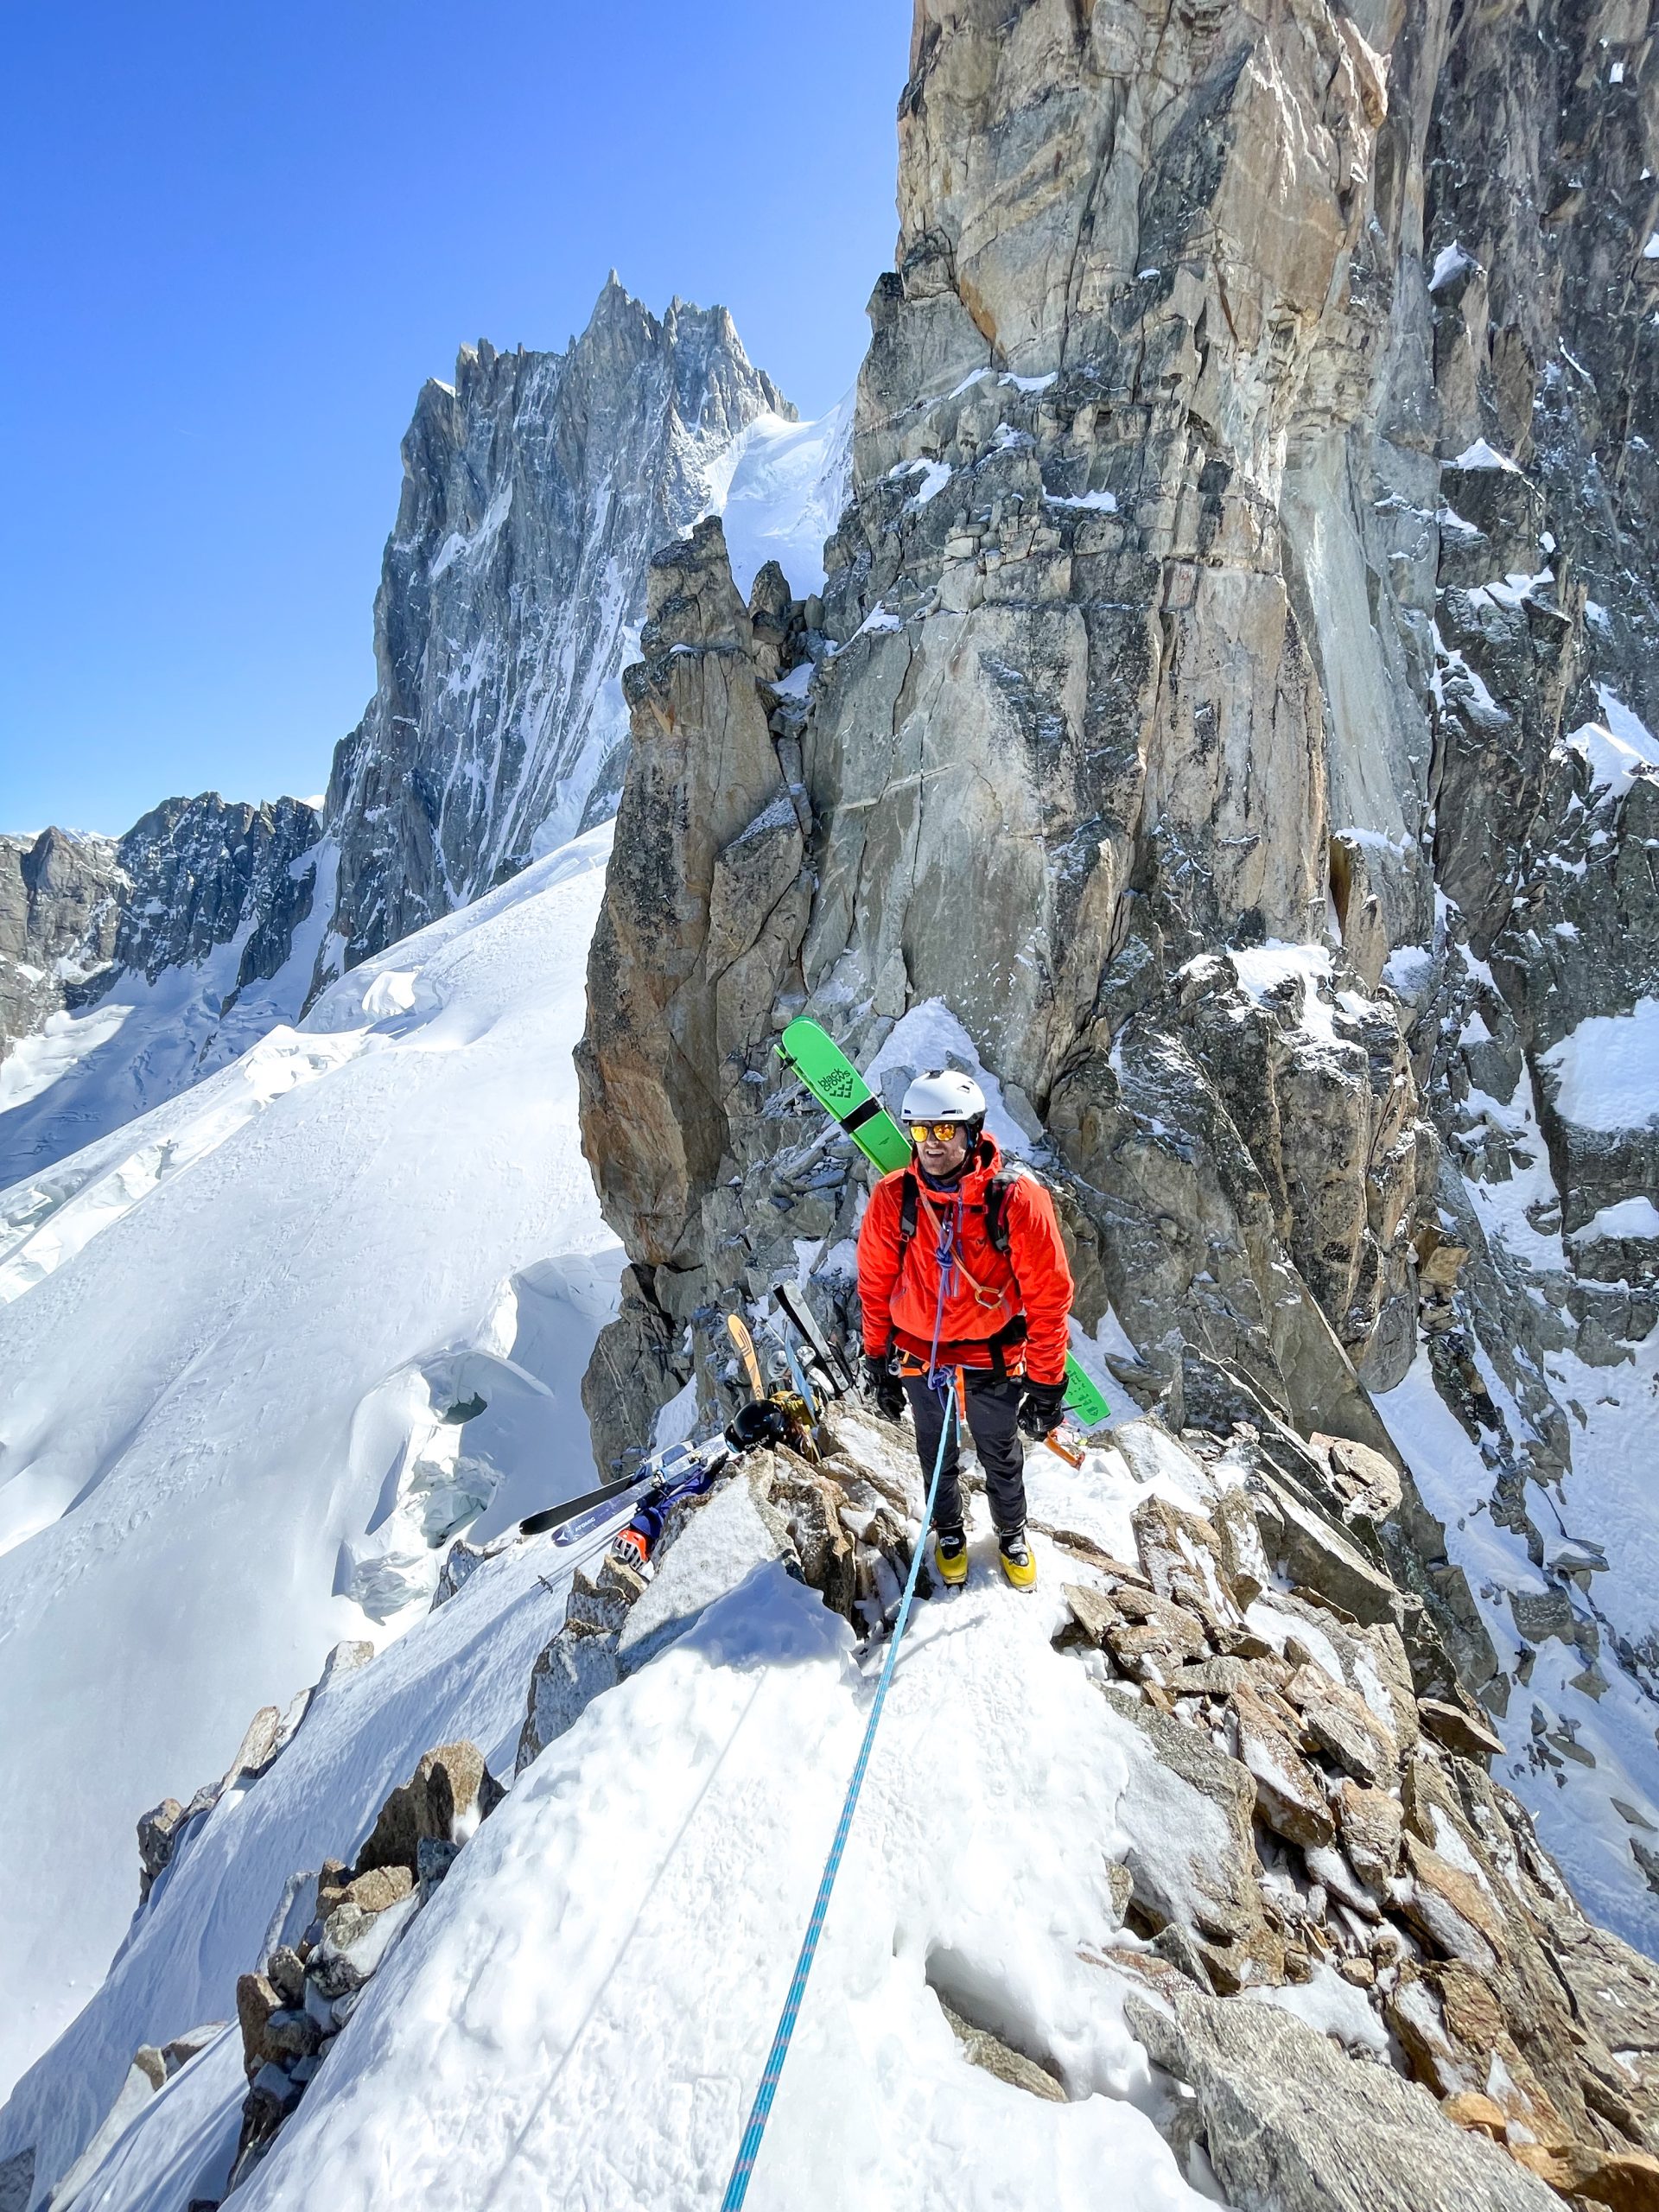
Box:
[856, 1140, 1074, 1385]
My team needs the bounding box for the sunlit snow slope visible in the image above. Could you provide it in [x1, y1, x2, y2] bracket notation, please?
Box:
[0, 827, 622, 2109]
[711, 397, 852, 602]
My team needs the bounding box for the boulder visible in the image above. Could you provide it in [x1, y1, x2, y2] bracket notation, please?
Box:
[221, 1703, 284, 1787]
[1444, 2090, 1510, 2138]
[1105, 1586, 1210, 1673]
[354, 1741, 500, 1874]
[137, 1796, 186, 1903]
[236, 1972, 281, 2078]
[518, 1623, 622, 1772]
[1126, 1985, 1560, 2210]
[308, 1890, 420, 1999]
[1112, 1420, 1212, 1496]
[1255, 1471, 1405, 1630]
[564, 1556, 643, 1637]
[263, 2008, 322, 2062]
[1059, 1583, 1122, 1648]
[160, 2023, 229, 2076]
[1095, 1682, 1271, 1967]
[1335, 1781, 1404, 1887]
[1231, 1685, 1336, 1849]
[1400, 1836, 1505, 1976]
[938, 2000, 1066, 2102]
[1132, 1493, 1242, 1630]
[1388, 1971, 1487, 2099]
[1313, 1433, 1404, 1525]
[1212, 1485, 1272, 1608]
[265, 1946, 307, 2007]
[342, 1864, 414, 1916]
[764, 1456, 857, 1621]
[1284, 1664, 1400, 1791]
[1419, 1698, 1505, 1761]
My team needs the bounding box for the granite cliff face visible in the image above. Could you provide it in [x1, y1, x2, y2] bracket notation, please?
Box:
[578, 0, 1659, 1980]
[0, 830, 128, 1061]
[313, 279, 801, 985]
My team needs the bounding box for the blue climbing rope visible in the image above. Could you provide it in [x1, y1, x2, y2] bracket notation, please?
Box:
[720, 1184, 962, 2210]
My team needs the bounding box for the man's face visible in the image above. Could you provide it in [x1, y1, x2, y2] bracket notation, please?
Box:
[915, 1123, 970, 1178]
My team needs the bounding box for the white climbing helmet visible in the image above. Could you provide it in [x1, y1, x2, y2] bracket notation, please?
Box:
[900, 1068, 987, 1128]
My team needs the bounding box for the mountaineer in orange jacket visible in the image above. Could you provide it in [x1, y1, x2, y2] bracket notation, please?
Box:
[856, 1069, 1074, 1591]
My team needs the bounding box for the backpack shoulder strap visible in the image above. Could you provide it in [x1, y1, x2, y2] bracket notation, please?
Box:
[897, 1170, 918, 1250]
[983, 1161, 1031, 1255]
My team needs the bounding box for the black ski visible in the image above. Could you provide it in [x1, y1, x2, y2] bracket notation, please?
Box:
[518, 1439, 726, 1541]
[775, 1280, 856, 1393]
[518, 1472, 647, 1540]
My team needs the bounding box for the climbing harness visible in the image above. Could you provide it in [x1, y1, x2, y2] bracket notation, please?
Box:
[719, 1209, 962, 2209]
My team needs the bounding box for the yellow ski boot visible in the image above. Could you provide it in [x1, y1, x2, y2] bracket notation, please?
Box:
[933, 1528, 969, 1588]
[998, 1528, 1038, 1592]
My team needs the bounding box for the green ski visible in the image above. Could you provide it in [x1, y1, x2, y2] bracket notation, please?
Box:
[776, 1017, 1111, 1432]
[778, 1016, 912, 1173]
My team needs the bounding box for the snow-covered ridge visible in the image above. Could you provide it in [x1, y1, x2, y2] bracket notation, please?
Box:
[23, 1389, 1650, 2212]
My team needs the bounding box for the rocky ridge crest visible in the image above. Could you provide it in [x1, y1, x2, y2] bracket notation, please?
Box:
[576, 0, 1659, 1988]
[41, 1398, 1659, 2209]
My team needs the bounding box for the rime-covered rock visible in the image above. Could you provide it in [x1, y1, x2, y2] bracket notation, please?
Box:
[1128, 1985, 1560, 2211]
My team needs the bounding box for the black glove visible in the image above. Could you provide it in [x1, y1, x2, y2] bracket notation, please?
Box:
[1017, 1376, 1068, 1440]
[863, 1353, 908, 1421]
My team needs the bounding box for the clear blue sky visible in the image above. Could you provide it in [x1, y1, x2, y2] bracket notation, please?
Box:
[1, 1, 907, 834]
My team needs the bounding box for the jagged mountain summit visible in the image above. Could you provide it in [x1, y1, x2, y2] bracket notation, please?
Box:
[315, 276, 847, 985]
[0, 798, 329, 1185]
[0, 280, 845, 1187]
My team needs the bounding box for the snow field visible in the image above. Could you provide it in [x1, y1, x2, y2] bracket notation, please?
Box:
[700, 399, 852, 603]
[0, 826, 622, 2118]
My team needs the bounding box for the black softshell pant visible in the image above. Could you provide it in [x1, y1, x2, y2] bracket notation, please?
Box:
[902, 1370, 1027, 1537]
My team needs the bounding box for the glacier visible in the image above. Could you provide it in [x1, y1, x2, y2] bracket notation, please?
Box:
[0, 828, 620, 2125]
